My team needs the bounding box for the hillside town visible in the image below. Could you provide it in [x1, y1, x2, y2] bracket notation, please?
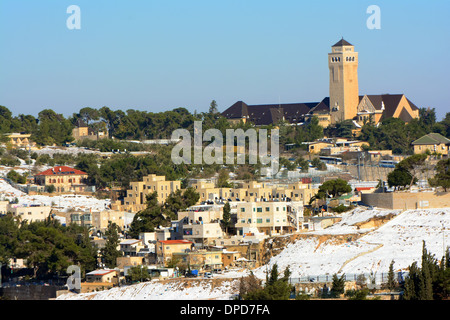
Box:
[0, 37, 449, 303]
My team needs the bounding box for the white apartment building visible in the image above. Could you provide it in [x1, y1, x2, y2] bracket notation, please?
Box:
[7, 204, 52, 223]
[235, 201, 301, 236]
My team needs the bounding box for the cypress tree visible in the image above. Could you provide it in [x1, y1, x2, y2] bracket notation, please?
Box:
[387, 260, 397, 291]
[421, 258, 433, 300]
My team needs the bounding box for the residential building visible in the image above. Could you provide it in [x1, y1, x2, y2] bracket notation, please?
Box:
[116, 256, 144, 270]
[0, 201, 9, 215]
[172, 250, 223, 272]
[306, 138, 368, 155]
[121, 174, 181, 211]
[235, 201, 299, 236]
[4, 133, 35, 148]
[91, 210, 127, 231]
[85, 269, 118, 283]
[156, 239, 193, 266]
[34, 166, 91, 193]
[8, 204, 52, 223]
[119, 239, 145, 257]
[139, 232, 157, 252]
[68, 211, 93, 228]
[177, 204, 223, 223]
[177, 204, 225, 247]
[72, 119, 107, 141]
[181, 222, 223, 247]
[412, 133, 450, 156]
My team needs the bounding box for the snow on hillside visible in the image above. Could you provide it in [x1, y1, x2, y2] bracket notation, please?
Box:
[254, 207, 450, 279]
[58, 278, 240, 300]
[33, 146, 97, 156]
[0, 178, 110, 212]
[58, 206, 450, 300]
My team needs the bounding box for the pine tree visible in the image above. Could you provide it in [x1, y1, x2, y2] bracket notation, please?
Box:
[221, 202, 231, 234]
[420, 258, 433, 300]
[387, 260, 397, 291]
[331, 273, 346, 298]
[100, 222, 122, 268]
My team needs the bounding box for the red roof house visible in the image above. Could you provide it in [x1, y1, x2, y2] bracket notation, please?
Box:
[34, 166, 90, 193]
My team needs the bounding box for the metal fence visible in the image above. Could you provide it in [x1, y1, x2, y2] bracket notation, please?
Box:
[289, 271, 409, 285]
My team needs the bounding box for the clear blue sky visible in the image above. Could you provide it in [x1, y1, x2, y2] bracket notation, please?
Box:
[1, 0, 449, 120]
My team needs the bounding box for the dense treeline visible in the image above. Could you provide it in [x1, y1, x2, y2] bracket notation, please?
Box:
[403, 242, 450, 300]
[0, 214, 97, 279]
[0, 103, 232, 146]
[1, 103, 448, 155]
[358, 108, 449, 154]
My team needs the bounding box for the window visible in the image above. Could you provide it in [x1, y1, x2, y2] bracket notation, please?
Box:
[257, 207, 262, 213]
[257, 218, 263, 224]
[266, 218, 270, 223]
[240, 208, 245, 212]
[265, 207, 270, 212]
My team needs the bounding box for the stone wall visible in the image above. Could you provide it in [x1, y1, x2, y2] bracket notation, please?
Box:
[361, 191, 450, 210]
[0, 285, 66, 300]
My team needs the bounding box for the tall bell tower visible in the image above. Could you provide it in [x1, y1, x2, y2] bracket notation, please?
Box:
[329, 38, 359, 124]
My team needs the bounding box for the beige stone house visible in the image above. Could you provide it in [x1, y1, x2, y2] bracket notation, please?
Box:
[412, 133, 450, 156]
[7, 204, 52, 223]
[156, 239, 193, 266]
[119, 239, 145, 257]
[72, 119, 107, 141]
[34, 166, 90, 193]
[5, 133, 35, 148]
[120, 174, 181, 211]
[172, 250, 223, 272]
[85, 269, 118, 283]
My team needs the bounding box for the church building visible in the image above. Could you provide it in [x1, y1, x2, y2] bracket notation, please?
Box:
[222, 38, 420, 128]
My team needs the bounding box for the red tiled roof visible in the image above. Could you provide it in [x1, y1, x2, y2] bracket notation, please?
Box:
[86, 269, 116, 276]
[36, 166, 87, 176]
[159, 240, 193, 245]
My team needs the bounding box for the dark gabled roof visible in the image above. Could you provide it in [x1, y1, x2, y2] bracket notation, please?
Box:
[332, 38, 353, 47]
[307, 97, 330, 114]
[406, 98, 419, 111]
[360, 94, 405, 117]
[222, 101, 320, 125]
[74, 118, 88, 128]
[412, 133, 450, 145]
[222, 101, 249, 119]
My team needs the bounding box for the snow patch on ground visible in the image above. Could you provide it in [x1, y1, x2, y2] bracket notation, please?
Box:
[58, 278, 240, 300]
[0, 178, 110, 212]
[58, 206, 450, 300]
